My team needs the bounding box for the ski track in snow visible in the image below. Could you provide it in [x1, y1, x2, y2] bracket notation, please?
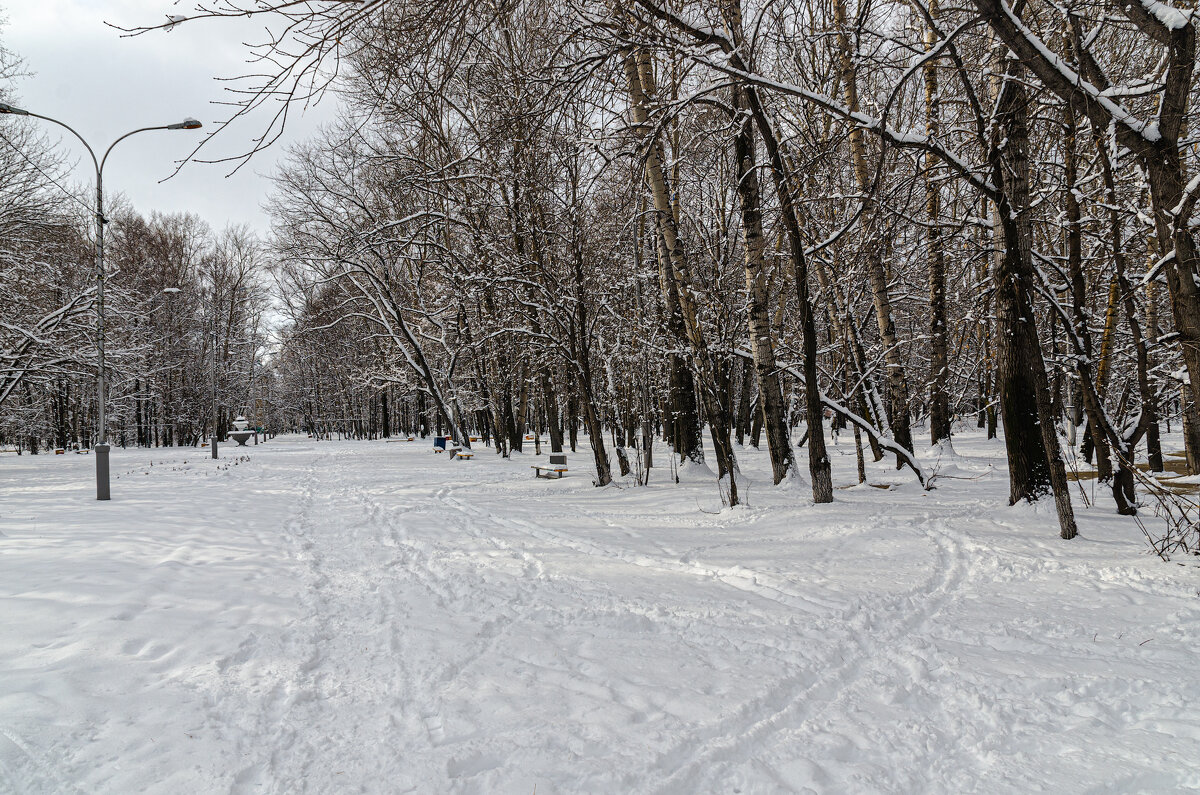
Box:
[3, 433, 1200, 793]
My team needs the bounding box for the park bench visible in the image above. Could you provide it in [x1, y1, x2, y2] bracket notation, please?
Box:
[452, 449, 474, 460]
[532, 453, 568, 479]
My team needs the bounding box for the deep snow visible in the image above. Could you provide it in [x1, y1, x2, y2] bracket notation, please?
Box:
[2, 430, 1199, 793]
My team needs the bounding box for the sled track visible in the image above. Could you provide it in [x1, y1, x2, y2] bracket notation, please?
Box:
[434, 486, 842, 617]
[647, 512, 972, 792]
[429, 483, 976, 791]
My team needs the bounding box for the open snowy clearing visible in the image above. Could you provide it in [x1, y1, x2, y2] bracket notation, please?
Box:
[2, 432, 1199, 793]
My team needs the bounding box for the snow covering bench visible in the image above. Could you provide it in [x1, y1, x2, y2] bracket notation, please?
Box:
[533, 453, 568, 479]
[452, 449, 474, 460]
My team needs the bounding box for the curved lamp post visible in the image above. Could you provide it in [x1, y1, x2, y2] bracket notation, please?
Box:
[0, 102, 201, 500]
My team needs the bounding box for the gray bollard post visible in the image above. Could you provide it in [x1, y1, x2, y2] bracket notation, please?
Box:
[96, 442, 111, 501]
[211, 435, 219, 459]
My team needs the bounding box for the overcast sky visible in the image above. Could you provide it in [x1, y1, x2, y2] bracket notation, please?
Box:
[2, 0, 337, 236]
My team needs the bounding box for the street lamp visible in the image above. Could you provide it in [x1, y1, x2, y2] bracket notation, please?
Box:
[211, 313, 219, 460]
[0, 101, 201, 500]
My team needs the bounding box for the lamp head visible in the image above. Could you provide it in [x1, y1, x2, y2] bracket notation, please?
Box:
[162, 287, 182, 294]
[168, 118, 202, 130]
[0, 101, 31, 116]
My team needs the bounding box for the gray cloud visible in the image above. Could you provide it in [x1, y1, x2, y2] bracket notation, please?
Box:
[3, 0, 336, 235]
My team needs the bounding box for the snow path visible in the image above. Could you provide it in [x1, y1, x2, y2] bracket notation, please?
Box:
[2, 433, 1200, 793]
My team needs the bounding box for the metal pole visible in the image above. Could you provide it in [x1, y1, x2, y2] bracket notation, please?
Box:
[0, 104, 199, 500]
[211, 320, 219, 459]
[94, 170, 110, 499]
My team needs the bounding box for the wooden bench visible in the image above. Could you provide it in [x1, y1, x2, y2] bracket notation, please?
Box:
[533, 453, 568, 479]
[452, 449, 474, 460]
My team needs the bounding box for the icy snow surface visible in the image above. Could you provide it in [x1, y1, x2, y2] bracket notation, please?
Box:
[2, 432, 1199, 793]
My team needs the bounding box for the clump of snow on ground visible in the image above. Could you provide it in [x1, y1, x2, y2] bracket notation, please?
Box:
[2, 431, 1199, 793]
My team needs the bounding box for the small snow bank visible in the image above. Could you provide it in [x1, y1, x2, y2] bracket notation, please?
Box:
[673, 455, 717, 481]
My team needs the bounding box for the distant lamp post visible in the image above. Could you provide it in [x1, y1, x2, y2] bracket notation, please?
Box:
[0, 102, 201, 500]
[209, 285, 248, 460]
[211, 320, 219, 460]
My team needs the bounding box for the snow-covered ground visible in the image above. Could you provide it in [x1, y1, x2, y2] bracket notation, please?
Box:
[2, 430, 1199, 793]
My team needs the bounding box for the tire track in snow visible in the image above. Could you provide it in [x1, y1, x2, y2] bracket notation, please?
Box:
[346, 484, 540, 696]
[341, 480, 596, 777]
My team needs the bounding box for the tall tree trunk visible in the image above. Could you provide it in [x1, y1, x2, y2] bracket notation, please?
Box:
[923, 3, 951, 446]
[1063, 102, 1088, 448]
[1145, 151, 1200, 474]
[833, 0, 915, 465]
[735, 356, 753, 447]
[656, 232, 705, 465]
[1142, 200, 1165, 472]
[1096, 136, 1158, 499]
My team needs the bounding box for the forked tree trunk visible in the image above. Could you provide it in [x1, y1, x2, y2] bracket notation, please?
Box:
[1145, 153, 1200, 474]
[1096, 136, 1156, 506]
[622, 44, 740, 505]
[730, 76, 795, 484]
[711, 0, 831, 500]
[992, 57, 1077, 538]
[743, 108, 834, 503]
[973, 0, 1200, 475]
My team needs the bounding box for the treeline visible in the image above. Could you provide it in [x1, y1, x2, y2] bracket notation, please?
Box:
[12, 0, 1200, 542]
[0, 203, 274, 452]
[236, 0, 1200, 539]
[0, 18, 278, 451]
